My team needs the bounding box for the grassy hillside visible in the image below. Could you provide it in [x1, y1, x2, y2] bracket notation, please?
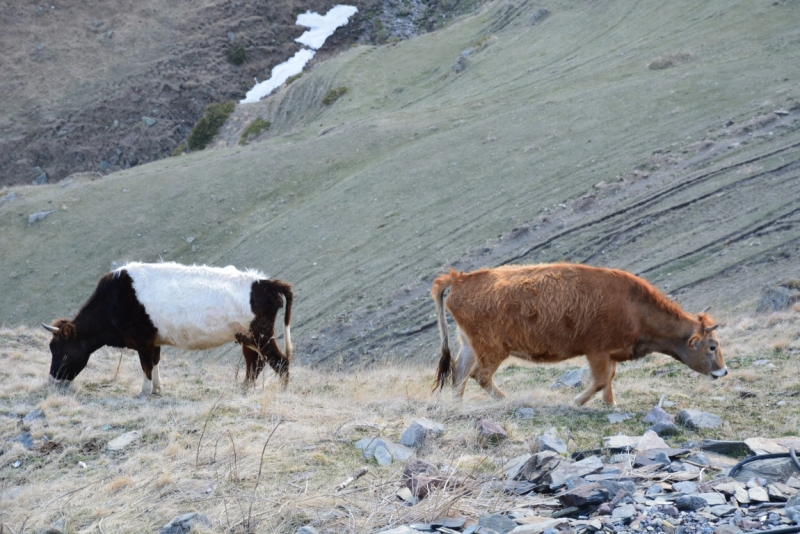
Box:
[1, 312, 799, 532]
[1, 0, 799, 369]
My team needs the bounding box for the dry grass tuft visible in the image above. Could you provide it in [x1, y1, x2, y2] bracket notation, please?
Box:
[1, 313, 799, 532]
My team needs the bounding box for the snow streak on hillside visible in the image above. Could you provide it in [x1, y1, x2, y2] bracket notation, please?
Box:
[241, 5, 358, 103]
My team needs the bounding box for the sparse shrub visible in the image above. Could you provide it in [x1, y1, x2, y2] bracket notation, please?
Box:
[239, 117, 271, 146]
[322, 86, 348, 106]
[648, 51, 692, 70]
[226, 45, 246, 65]
[170, 142, 187, 157]
[187, 101, 236, 151]
[285, 72, 302, 85]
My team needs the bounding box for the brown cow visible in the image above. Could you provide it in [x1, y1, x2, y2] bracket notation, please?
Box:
[431, 263, 726, 405]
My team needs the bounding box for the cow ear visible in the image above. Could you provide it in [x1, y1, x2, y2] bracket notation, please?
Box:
[60, 322, 76, 340]
[688, 334, 701, 349]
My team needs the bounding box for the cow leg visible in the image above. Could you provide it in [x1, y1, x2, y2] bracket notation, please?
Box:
[136, 347, 156, 397]
[602, 361, 617, 405]
[574, 353, 615, 406]
[470, 343, 507, 400]
[241, 344, 264, 384]
[151, 347, 162, 396]
[260, 337, 289, 389]
[453, 328, 477, 398]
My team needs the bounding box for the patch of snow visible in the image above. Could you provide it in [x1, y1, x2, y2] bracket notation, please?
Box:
[241, 5, 357, 104]
[241, 49, 315, 104]
[296, 5, 359, 49]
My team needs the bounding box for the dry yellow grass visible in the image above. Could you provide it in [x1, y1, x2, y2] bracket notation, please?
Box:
[1, 310, 799, 533]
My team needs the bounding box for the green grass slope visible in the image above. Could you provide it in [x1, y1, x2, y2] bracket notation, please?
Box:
[1, 0, 799, 368]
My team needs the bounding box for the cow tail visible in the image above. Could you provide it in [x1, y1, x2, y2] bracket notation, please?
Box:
[432, 271, 454, 392]
[276, 281, 294, 362]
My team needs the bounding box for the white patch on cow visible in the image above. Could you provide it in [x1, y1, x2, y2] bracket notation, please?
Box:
[152, 364, 162, 395]
[711, 367, 728, 377]
[116, 262, 265, 350]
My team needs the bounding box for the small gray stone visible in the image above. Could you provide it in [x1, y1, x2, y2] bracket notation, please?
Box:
[551, 368, 588, 389]
[296, 527, 318, 534]
[32, 171, 48, 185]
[228, 32, 236, 42]
[0, 191, 19, 207]
[478, 513, 516, 534]
[28, 210, 56, 225]
[612, 504, 636, 520]
[105, 30, 113, 38]
[98, 161, 110, 171]
[23, 409, 45, 423]
[676, 495, 708, 511]
[400, 418, 444, 447]
[672, 481, 698, 494]
[607, 412, 633, 423]
[528, 8, 549, 25]
[477, 420, 507, 445]
[685, 451, 711, 466]
[13, 432, 34, 449]
[160, 512, 211, 534]
[142, 116, 158, 127]
[643, 406, 673, 425]
[535, 434, 567, 454]
[598, 478, 636, 498]
[374, 445, 392, 465]
[645, 484, 662, 495]
[515, 407, 535, 419]
[676, 409, 723, 430]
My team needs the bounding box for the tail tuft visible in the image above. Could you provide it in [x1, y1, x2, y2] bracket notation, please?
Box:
[431, 271, 455, 393]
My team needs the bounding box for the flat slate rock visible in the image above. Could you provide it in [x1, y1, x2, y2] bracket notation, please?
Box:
[607, 412, 633, 424]
[676, 409, 723, 430]
[548, 456, 603, 489]
[107, 430, 141, 451]
[535, 434, 567, 454]
[478, 513, 517, 534]
[649, 422, 680, 436]
[682, 439, 747, 455]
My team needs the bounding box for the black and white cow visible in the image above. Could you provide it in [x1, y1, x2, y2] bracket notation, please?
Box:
[43, 262, 293, 396]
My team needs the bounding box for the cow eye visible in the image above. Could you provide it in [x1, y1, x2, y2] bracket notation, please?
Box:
[709, 345, 717, 352]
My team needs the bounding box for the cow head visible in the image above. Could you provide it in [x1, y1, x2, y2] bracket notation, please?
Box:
[680, 312, 727, 379]
[42, 319, 92, 382]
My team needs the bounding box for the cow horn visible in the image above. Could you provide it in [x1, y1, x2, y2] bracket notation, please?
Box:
[705, 324, 719, 333]
[41, 322, 60, 334]
[701, 306, 712, 313]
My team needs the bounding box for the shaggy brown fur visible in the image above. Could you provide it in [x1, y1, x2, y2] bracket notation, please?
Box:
[432, 263, 726, 405]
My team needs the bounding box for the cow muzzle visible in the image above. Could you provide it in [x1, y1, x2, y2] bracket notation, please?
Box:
[710, 367, 728, 379]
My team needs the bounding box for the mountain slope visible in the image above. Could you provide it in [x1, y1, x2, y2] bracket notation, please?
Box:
[1, 0, 799, 368]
